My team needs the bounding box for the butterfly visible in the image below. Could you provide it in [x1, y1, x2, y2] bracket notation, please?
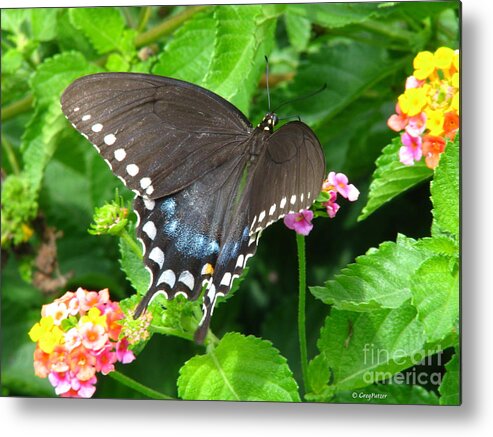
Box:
[61, 72, 326, 343]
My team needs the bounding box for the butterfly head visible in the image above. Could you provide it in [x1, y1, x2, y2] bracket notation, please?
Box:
[257, 112, 279, 133]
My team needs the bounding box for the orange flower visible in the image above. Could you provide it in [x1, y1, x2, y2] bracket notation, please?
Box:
[422, 135, 446, 169]
[443, 112, 459, 139]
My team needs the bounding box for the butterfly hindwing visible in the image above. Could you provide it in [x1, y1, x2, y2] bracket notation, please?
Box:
[61, 73, 252, 199]
[248, 121, 326, 234]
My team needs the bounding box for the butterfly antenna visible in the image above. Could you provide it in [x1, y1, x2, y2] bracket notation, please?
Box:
[273, 83, 327, 113]
[265, 55, 271, 112]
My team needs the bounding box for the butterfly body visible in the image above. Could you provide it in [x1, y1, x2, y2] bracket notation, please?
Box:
[61, 73, 325, 343]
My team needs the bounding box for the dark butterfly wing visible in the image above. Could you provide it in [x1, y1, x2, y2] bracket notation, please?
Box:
[61, 73, 252, 198]
[248, 121, 326, 233]
[193, 121, 326, 343]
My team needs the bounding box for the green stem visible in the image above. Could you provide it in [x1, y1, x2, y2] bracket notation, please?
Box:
[135, 5, 207, 47]
[108, 370, 173, 399]
[1, 94, 33, 121]
[150, 324, 194, 342]
[120, 229, 143, 259]
[296, 233, 309, 395]
[137, 6, 153, 32]
[1, 134, 20, 175]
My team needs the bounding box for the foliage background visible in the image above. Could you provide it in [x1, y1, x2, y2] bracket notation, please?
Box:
[1, 2, 459, 404]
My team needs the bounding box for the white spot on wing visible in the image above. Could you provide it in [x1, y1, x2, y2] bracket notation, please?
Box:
[126, 164, 139, 176]
[91, 123, 103, 132]
[143, 198, 155, 210]
[114, 148, 126, 161]
[74, 107, 80, 112]
[236, 254, 244, 268]
[157, 269, 175, 288]
[269, 203, 276, 215]
[142, 221, 157, 240]
[140, 177, 152, 189]
[82, 114, 91, 121]
[290, 194, 296, 205]
[146, 185, 154, 195]
[280, 197, 287, 208]
[149, 247, 164, 268]
[259, 210, 266, 222]
[104, 133, 116, 145]
[178, 271, 195, 290]
[220, 272, 232, 286]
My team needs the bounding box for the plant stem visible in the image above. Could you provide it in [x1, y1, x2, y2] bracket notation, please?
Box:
[150, 324, 194, 342]
[1, 134, 20, 175]
[296, 233, 309, 395]
[108, 370, 173, 399]
[137, 6, 153, 32]
[1, 94, 33, 122]
[135, 5, 207, 47]
[120, 229, 143, 259]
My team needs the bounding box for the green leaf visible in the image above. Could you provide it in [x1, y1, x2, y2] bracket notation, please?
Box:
[286, 3, 382, 28]
[359, 137, 433, 221]
[1, 9, 29, 34]
[310, 235, 426, 311]
[31, 8, 58, 42]
[204, 5, 277, 115]
[439, 351, 460, 405]
[280, 42, 400, 126]
[415, 236, 458, 257]
[69, 7, 125, 54]
[314, 305, 426, 391]
[336, 383, 439, 405]
[411, 255, 459, 343]
[178, 332, 300, 401]
[284, 12, 311, 51]
[152, 10, 216, 84]
[31, 51, 101, 107]
[119, 228, 149, 296]
[431, 135, 459, 238]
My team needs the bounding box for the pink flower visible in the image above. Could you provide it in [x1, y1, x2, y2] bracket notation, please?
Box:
[116, 339, 136, 364]
[64, 327, 82, 352]
[41, 301, 69, 325]
[283, 210, 314, 236]
[80, 322, 108, 351]
[95, 346, 117, 375]
[324, 191, 340, 219]
[405, 75, 424, 89]
[76, 287, 109, 313]
[399, 132, 423, 165]
[327, 172, 360, 201]
[48, 371, 72, 395]
[387, 104, 408, 132]
[405, 112, 427, 137]
[59, 375, 97, 398]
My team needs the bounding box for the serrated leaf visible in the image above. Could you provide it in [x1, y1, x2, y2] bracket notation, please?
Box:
[415, 236, 458, 257]
[359, 137, 433, 221]
[31, 51, 101, 107]
[178, 332, 300, 401]
[204, 5, 277, 115]
[69, 7, 125, 54]
[411, 255, 459, 343]
[315, 305, 426, 391]
[431, 135, 459, 238]
[439, 351, 460, 405]
[336, 383, 439, 405]
[310, 235, 426, 311]
[152, 10, 216, 83]
[119, 230, 149, 296]
[284, 12, 311, 51]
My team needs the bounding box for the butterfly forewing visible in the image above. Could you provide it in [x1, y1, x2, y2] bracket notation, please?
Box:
[61, 73, 252, 199]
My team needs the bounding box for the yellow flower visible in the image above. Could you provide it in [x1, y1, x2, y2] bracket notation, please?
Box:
[398, 87, 428, 116]
[425, 108, 445, 136]
[434, 47, 455, 70]
[452, 72, 459, 89]
[28, 317, 64, 354]
[80, 307, 107, 328]
[414, 51, 435, 80]
[453, 51, 459, 71]
[451, 93, 459, 113]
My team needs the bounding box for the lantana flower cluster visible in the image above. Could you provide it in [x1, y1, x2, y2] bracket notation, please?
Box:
[28, 288, 136, 398]
[284, 171, 359, 235]
[388, 47, 459, 169]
